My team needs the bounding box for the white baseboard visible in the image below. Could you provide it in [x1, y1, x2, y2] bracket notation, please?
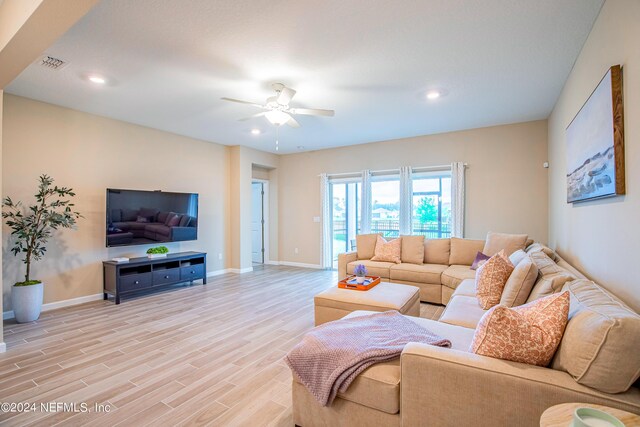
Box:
[227, 267, 253, 274]
[3, 292, 104, 320]
[0, 342, 6, 353]
[278, 261, 322, 269]
[264, 260, 280, 266]
[207, 269, 231, 277]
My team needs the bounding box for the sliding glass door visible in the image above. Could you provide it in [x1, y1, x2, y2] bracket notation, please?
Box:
[330, 181, 360, 267]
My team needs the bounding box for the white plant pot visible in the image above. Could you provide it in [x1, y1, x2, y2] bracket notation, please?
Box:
[11, 282, 44, 323]
[355, 276, 366, 284]
[147, 253, 168, 259]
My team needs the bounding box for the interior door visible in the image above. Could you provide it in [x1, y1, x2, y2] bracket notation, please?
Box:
[251, 182, 264, 263]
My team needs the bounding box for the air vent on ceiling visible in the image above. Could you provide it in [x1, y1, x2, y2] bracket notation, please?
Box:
[37, 55, 69, 71]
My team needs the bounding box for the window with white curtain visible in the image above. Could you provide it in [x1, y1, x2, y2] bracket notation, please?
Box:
[411, 172, 452, 238]
[370, 176, 400, 238]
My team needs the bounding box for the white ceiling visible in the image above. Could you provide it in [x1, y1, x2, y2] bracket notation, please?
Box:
[6, 0, 603, 154]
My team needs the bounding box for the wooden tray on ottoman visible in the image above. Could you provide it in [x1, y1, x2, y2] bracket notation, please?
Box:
[338, 275, 381, 291]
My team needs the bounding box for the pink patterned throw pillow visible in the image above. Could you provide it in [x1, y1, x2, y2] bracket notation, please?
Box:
[475, 250, 514, 309]
[470, 291, 570, 366]
[370, 235, 402, 264]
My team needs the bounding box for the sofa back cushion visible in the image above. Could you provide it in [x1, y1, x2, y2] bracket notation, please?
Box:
[526, 252, 575, 302]
[122, 208, 138, 222]
[356, 234, 381, 260]
[500, 257, 538, 307]
[157, 211, 171, 224]
[526, 242, 557, 261]
[483, 232, 529, 256]
[449, 238, 485, 266]
[401, 235, 425, 265]
[551, 279, 640, 393]
[424, 238, 450, 265]
[139, 207, 159, 222]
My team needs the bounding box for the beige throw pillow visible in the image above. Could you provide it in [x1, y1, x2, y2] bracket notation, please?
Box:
[483, 232, 529, 256]
[470, 292, 570, 366]
[371, 236, 402, 264]
[475, 251, 514, 309]
[400, 235, 425, 265]
[500, 257, 538, 307]
[525, 242, 558, 261]
[356, 233, 380, 260]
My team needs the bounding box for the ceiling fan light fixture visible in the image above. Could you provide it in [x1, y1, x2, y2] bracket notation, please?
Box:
[426, 90, 441, 100]
[265, 110, 291, 126]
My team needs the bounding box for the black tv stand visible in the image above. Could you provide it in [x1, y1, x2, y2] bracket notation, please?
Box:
[103, 251, 207, 304]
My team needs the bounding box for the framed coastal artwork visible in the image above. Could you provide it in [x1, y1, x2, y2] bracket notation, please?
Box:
[566, 65, 625, 203]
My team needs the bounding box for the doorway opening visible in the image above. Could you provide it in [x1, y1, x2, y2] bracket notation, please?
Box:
[251, 181, 268, 264]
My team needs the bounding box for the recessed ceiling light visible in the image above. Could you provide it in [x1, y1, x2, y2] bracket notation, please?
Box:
[251, 129, 261, 135]
[88, 75, 106, 84]
[426, 90, 441, 100]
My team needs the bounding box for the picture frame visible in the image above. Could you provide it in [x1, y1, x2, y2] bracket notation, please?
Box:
[566, 65, 625, 203]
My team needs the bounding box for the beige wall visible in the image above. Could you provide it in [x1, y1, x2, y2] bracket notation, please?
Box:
[279, 120, 548, 266]
[228, 146, 278, 270]
[2, 94, 230, 311]
[548, 0, 640, 311]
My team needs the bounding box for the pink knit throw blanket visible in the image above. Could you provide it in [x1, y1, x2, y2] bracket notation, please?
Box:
[285, 311, 451, 406]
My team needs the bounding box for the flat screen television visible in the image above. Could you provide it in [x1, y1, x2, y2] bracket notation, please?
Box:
[106, 189, 199, 247]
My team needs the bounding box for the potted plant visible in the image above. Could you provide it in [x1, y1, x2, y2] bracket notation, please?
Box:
[147, 246, 169, 259]
[2, 175, 81, 323]
[353, 264, 368, 284]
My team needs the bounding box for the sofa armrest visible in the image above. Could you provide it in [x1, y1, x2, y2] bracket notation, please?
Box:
[400, 343, 640, 427]
[338, 251, 358, 279]
[169, 226, 197, 241]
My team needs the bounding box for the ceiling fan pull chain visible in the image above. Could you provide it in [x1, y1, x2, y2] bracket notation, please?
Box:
[276, 125, 279, 151]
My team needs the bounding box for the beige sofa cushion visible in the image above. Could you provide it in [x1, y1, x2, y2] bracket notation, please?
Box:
[500, 257, 539, 307]
[441, 265, 476, 290]
[332, 310, 476, 414]
[452, 278, 476, 298]
[552, 279, 640, 394]
[526, 242, 557, 261]
[449, 238, 485, 265]
[439, 295, 488, 329]
[347, 260, 394, 278]
[483, 232, 529, 256]
[390, 263, 447, 284]
[401, 235, 425, 265]
[527, 251, 575, 302]
[424, 238, 451, 265]
[356, 233, 381, 260]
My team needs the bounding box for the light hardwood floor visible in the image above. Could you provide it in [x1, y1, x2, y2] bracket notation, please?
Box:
[1, 266, 443, 426]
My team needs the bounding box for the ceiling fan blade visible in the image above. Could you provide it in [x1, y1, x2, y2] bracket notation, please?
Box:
[276, 87, 296, 105]
[286, 116, 301, 128]
[239, 112, 267, 121]
[289, 108, 335, 117]
[221, 97, 265, 109]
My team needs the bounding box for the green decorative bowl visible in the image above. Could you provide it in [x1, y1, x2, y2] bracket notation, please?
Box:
[572, 407, 624, 427]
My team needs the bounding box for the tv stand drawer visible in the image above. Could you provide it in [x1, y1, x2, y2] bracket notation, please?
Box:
[121, 273, 152, 291]
[181, 264, 205, 280]
[153, 268, 180, 285]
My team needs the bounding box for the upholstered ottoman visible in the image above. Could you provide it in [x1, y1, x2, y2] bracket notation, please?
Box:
[314, 283, 421, 326]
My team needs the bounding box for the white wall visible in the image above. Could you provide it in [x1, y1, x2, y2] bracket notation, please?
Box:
[548, 0, 640, 311]
[279, 120, 549, 266]
[2, 94, 229, 310]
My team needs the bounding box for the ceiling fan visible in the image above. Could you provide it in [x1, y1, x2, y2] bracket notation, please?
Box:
[221, 83, 335, 128]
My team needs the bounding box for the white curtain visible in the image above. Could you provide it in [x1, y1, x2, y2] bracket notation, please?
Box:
[451, 162, 466, 238]
[320, 173, 332, 269]
[360, 170, 372, 234]
[399, 166, 413, 235]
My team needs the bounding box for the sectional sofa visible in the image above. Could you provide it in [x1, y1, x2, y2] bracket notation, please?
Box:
[298, 238, 640, 426]
[339, 235, 533, 304]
